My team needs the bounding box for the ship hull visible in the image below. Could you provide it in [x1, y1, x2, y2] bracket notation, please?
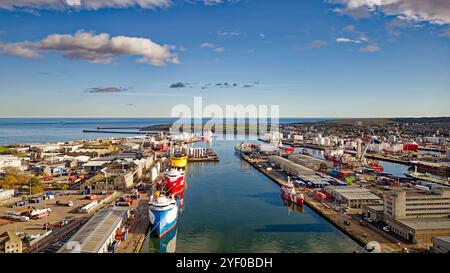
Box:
[165, 175, 185, 197]
[149, 204, 178, 238]
[281, 189, 304, 205]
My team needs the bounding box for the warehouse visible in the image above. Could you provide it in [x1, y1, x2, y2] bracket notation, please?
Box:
[0, 155, 21, 169]
[288, 154, 333, 171]
[362, 205, 384, 223]
[268, 156, 315, 176]
[386, 218, 450, 245]
[0, 189, 14, 201]
[432, 236, 450, 253]
[324, 186, 382, 208]
[58, 206, 129, 253]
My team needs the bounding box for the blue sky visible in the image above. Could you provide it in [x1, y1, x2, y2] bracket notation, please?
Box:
[0, 0, 449, 118]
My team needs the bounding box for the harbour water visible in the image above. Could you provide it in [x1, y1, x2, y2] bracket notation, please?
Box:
[2, 118, 408, 253]
[141, 139, 360, 253]
[0, 118, 328, 145]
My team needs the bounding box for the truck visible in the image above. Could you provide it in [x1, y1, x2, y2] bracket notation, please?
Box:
[56, 200, 74, 207]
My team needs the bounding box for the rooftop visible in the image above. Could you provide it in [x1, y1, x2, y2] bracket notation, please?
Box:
[327, 186, 381, 201]
[397, 218, 450, 231]
[58, 206, 128, 253]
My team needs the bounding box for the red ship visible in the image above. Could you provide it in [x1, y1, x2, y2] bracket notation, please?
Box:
[164, 168, 185, 197]
[280, 181, 304, 205]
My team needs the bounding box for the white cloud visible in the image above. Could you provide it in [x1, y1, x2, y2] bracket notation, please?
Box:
[0, 0, 172, 10]
[359, 44, 381, 52]
[342, 24, 356, 32]
[203, 0, 223, 5]
[0, 0, 242, 11]
[200, 42, 215, 49]
[306, 40, 328, 48]
[0, 30, 179, 66]
[0, 42, 41, 58]
[336, 37, 362, 43]
[218, 31, 240, 37]
[200, 42, 224, 52]
[329, 0, 450, 25]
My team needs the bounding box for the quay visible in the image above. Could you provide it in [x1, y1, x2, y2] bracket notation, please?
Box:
[239, 155, 406, 253]
[97, 127, 144, 130]
[418, 146, 446, 153]
[344, 150, 411, 166]
[281, 140, 413, 166]
[188, 156, 219, 162]
[83, 130, 150, 135]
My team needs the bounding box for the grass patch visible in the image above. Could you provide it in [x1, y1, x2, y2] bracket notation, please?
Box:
[0, 146, 9, 153]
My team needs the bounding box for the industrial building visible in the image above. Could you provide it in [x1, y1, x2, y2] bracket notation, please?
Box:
[0, 155, 21, 169]
[384, 188, 450, 220]
[432, 236, 450, 253]
[383, 188, 450, 245]
[288, 154, 333, 171]
[324, 186, 382, 208]
[0, 231, 22, 253]
[0, 189, 14, 201]
[362, 205, 384, 223]
[268, 156, 315, 176]
[58, 206, 129, 253]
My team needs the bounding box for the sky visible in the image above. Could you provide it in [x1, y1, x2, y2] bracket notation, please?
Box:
[0, 0, 449, 118]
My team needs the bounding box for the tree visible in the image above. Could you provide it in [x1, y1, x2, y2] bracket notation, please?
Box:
[30, 177, 43, 194]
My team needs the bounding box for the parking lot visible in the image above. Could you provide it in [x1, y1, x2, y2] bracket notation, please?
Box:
[0, 192, 109, 250]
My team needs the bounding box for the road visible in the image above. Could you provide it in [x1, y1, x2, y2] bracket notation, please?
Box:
[25, 217, 88, 253]
[116, 194, 149, 253]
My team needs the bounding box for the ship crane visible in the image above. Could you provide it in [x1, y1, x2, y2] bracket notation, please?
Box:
[356, 137, 377, 167]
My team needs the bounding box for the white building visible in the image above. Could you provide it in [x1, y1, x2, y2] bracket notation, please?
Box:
[0, 155, 21, 169]
[388, 135, 397, 143]
[0, 189, 14, 201]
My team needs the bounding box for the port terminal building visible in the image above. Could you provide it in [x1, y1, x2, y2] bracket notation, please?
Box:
[432, 236, 450, 253]
[58, 206, 129, 253]
[383, 188, 450, 245]
[324, 186, 382, 208]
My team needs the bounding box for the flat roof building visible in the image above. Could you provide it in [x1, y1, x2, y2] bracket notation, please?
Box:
[383, 188, 450, 245]
[58, 206, 128, 253]
[362, 205, 384, 223]
[324, 186, 382, 208]
[432, 236, 450, 253]
[384, 188, 450, 220]
[0, 231, 22, 253]
[268, 156, 315, 176]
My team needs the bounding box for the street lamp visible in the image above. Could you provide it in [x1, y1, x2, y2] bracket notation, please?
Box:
[100, 168, 108, 194]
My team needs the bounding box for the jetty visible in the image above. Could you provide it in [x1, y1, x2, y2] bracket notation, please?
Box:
[239, 154, 406, 253]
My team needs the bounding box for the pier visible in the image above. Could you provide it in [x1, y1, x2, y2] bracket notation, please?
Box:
[83, 130, 150, 135]
[239, 155, 407, 253]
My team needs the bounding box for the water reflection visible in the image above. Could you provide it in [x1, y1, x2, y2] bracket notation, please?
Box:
[142, 139, 359, 253]
[282, 200, 305, 214]
[141, 225, 178, 253]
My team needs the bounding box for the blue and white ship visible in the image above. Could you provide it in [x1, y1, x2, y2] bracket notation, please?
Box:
[148, 195, 178, 238]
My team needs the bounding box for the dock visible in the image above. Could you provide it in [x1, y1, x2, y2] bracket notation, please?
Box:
[83, 130, 150, 135]
[240, 155, 408, 253]
[188, 156, 220, 162]
[115, 193, 150, 253]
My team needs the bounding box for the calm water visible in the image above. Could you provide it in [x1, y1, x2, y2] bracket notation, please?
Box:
[141, 139, 360, 253]
[0, 118, 329, 146]
[0, 118, 375, 253]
